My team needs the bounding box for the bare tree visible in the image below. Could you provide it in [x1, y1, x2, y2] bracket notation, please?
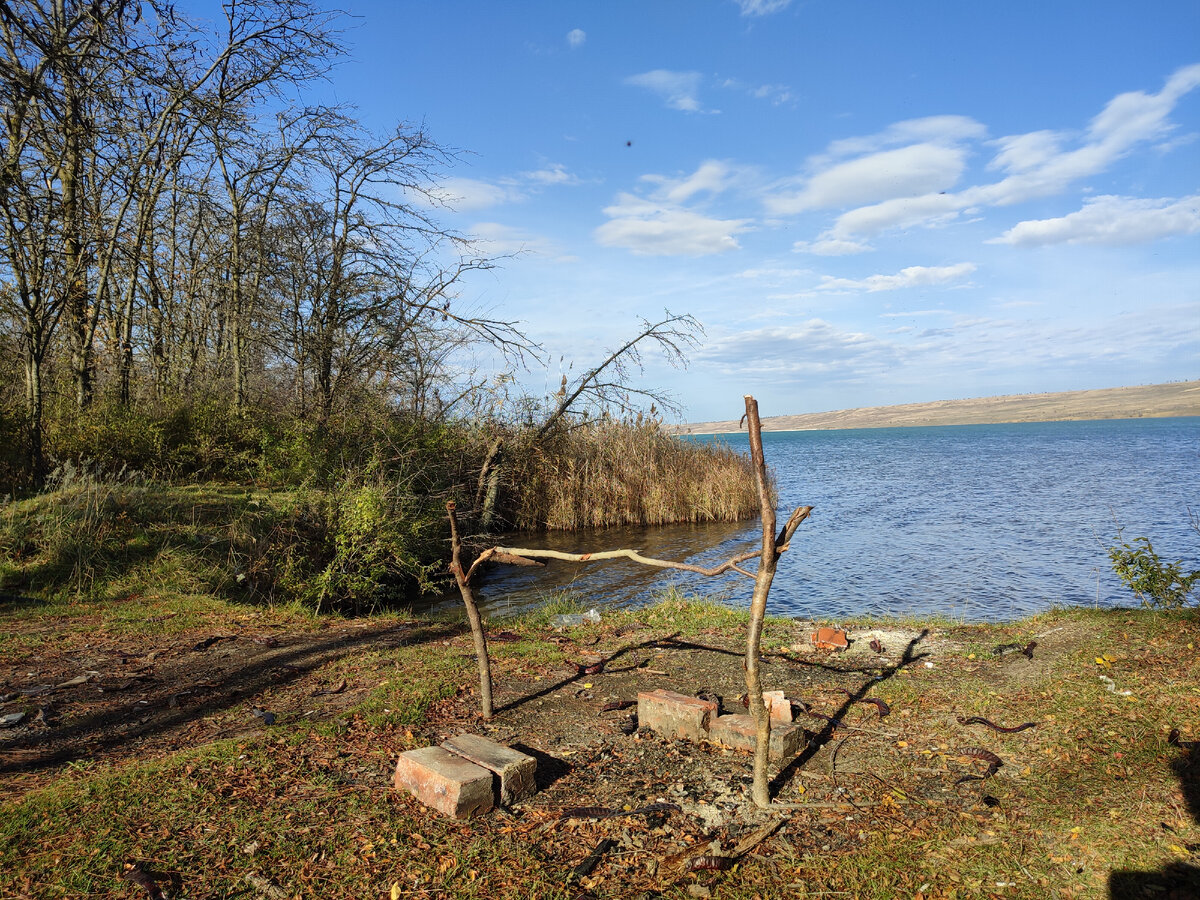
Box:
[0, 0, 341, 472]
[535, 311, 701, 442]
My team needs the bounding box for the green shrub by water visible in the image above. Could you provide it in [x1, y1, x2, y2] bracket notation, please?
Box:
[1108, 528, 1200, 609]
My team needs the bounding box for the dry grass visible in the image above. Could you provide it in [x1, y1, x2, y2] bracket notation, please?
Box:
[512, 421, 759, 530]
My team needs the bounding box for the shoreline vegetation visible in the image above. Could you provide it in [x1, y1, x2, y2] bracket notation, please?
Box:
[670, 380, 1200, 434]
[0, 404, 760, 615]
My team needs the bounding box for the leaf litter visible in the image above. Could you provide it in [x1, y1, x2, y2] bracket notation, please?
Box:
[1, 608, 1197, 898]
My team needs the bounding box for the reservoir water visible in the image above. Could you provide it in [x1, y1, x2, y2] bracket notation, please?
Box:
[445, 418, 1199, 623]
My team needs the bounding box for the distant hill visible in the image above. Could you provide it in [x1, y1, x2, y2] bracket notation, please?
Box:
[671, 381, 1200, 434]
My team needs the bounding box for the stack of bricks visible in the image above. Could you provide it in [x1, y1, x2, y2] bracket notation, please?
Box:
[637, 688, 805, 760]
[393, 734, 537, 818]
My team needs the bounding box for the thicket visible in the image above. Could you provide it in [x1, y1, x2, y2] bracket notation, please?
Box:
[0, 392, 760, 613]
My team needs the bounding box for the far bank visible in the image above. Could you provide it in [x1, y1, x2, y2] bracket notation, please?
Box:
[671, 380, 1200, 434]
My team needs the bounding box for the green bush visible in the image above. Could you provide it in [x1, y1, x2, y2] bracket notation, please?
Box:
[1108, 532, 1200, 609]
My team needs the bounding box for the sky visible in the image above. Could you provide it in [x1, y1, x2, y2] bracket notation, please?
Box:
[252, 1, 1200, 422]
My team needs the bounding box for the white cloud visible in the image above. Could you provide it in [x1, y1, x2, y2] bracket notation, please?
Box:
[720, 77, 793, 106]
[828, 192, 966, 238]
[650, 160, 735, 205]
[566, 28, 586, 49]
[625, 69, 706, 112]
[520, 163, 579, 186]
[735, 266, 812, 281]
[991, 194, 1200, 246]
[698, 302, 1200, 387]
[819, 115, 987, 162]
[792, 64, 1200, 242]
[436, 177, 520, 211]
[596, 161, 753, 256]
[815, 263, 976, 293]
[698, 320, 900, 377]
[767, 143, 969, 215]
[469, 222, 577, 262]
[987, 130, 1066, 174]
[792, 237, 872, 256]
[732, 0, 792, 16]
[595, 193, 752, 256]
[437, 164, 582, 211]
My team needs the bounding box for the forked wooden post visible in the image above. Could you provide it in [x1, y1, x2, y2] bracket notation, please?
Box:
[446, 501, 494, 719]
[743, 394, 795, 807]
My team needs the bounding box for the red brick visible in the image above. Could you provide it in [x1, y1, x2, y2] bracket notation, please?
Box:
[442, 734, 536, 805]
[811, 626, 849, 650]
[762, 690, 791, 723]
[393, 746, 494, 818]
[709, 714, 805, 760]
[637, 689, 717, 741]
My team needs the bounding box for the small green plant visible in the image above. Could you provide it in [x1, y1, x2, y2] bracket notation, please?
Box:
[1108, 531, 1200, 608]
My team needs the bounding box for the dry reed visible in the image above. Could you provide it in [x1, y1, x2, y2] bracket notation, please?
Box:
[509, 421, 760, 531]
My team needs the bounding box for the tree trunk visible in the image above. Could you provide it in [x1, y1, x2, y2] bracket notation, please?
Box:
[23, 339, 46, 484]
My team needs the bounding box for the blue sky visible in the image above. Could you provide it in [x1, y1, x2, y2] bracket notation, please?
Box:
[306, 2, 1197, 421]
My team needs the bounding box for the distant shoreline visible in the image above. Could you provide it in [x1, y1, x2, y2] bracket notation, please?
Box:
[670, 380, 1200, 435]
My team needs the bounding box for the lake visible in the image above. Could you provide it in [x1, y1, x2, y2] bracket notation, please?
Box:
[438, 417, 1200, 623]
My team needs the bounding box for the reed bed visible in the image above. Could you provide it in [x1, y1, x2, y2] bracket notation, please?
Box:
[510, 420, 760, 531]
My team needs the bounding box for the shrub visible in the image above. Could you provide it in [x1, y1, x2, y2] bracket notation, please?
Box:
[1108, 531, 1200, 609]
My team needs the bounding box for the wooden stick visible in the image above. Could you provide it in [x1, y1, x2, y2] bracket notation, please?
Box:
[447, 501, 493, 719]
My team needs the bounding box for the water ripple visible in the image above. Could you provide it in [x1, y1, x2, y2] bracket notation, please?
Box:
[430, 418, 1199, 623]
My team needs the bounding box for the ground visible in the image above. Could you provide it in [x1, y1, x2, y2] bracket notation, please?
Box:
[1, 598, 1198, 899]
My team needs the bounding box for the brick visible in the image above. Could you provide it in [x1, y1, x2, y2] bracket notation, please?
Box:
[709, 714, 805, 760]
[442, 734, 536, 805]
[811, 626, 849, 650]
[393, 746, 494, 818]
[762, 690, 791, 723]
[637, 689, 717, 741]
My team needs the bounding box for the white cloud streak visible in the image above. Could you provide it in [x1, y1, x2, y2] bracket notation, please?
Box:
[814, 263, 977, 293]
[625, 69, 706, 112]
[785, 64, 1200, 245]
[767, 142, 970, 215]
[436, 177, 520, 211]
[596, 194, 752, 256]
[595, 160, 753, 256]
[699, 320, 900, 377]
[566, 28, 586, 48]
[436, 164, 582, 211]
[732, 0, 792, 16]
[469, 222, 577, 262]
[991, 194, 1200, 246]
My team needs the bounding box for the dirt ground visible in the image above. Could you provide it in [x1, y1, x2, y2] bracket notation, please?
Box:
[0, 615, 1026, 797]
[2, 609, 1196, 898]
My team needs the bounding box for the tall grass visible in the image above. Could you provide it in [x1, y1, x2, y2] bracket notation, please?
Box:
[508, 419, 760, 530]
